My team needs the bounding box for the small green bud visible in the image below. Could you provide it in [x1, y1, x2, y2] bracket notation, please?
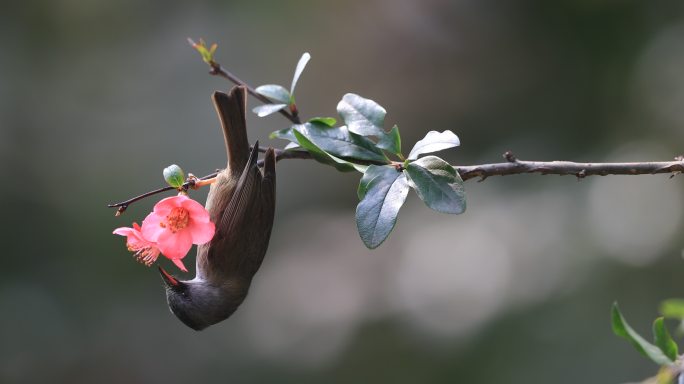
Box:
[163, 164, 185, 189]
[188, 38, 217, 64]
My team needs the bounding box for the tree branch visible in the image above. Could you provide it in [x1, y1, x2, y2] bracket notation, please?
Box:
[109, 53, 683, 215]
[108, 149, 684, 215]
[456, 152, 684, 181]
[197, 58, 683, 182]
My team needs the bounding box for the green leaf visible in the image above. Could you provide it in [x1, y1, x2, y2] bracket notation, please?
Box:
[163, 164, 185, 189]
[661, 299, 684, 320]
[292, 129, 367, 173]
[356, 165, 410, 249]
[377, 124, 402, 157]
[337, 93, 386, 137]
[253, 103, 288, 117]
[304, 124, 387, 162]
[612, 303, 674, 366]
[273, 123, 388, 163]
[308, 117, 337, 127]
[290, 52, 311, 96]
[408, 130, 461, 160]
[358, 164, 394, 200]
[284, 142, 300, 150]
[660, 299, 684, 343]
[255, 85, 291, 104]
[653, 317, 679, 361]
[269, 126, 295, 141]
[405, 156, 465, 214]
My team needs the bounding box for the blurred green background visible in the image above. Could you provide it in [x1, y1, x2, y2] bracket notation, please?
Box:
[3, 0, 684, 383]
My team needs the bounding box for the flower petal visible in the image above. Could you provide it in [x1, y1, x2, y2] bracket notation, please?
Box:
[152, 195, 183, 216]
[189, 219, 215, 244]
[113, 227, 136, 236]
[114, 223, 149, 247]
[181, 198, 211, 223]
[156, 229, 193, 260]
[141, 211, 166, 242]
[172, 258, 189, 273]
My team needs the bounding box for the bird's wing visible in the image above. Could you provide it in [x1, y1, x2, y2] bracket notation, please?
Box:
[259, 147, 277, 235]
[218, 141, 261, 240]
[229, 147, 276, 278]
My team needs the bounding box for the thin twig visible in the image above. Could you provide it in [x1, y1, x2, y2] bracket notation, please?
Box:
[208, 62, 301, 124]
[107, 173, 215, 216]
[108, 147, 313, 214]
[260, 147, 313, 164]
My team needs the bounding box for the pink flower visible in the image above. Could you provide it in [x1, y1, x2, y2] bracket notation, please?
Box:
[113, 223, 161, 267]
[141, 195, 215, 272]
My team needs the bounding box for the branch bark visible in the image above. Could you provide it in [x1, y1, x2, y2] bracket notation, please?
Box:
[108, 149, 684, 215]
[457, 152, 684, 181]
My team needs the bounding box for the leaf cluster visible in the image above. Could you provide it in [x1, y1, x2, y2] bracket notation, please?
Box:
[253, 54, 464, 248]
[612, 302, 684, 384]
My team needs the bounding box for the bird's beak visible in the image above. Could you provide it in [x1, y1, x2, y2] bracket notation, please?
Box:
[158, 266, 180, 288]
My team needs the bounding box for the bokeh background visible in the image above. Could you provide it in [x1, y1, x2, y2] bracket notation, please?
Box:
[3, 0, 684, 383]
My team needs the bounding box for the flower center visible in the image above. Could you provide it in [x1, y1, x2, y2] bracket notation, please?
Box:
[164, 207, 190, 233]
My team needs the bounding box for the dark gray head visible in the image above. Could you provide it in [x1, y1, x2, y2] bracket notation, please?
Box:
[158, 267, 248, 331]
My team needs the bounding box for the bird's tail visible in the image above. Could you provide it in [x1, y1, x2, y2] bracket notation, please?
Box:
[211, 86, 250, 174]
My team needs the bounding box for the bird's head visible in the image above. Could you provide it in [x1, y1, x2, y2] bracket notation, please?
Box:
[158, 267, 247, 331]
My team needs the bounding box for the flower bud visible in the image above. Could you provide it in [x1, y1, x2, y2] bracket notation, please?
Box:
[163, 164, 185, 189]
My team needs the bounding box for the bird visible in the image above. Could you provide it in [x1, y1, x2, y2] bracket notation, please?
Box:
[157, 85, 276, 331]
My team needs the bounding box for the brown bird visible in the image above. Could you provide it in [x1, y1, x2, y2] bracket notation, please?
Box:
[158, 85, 276, 330]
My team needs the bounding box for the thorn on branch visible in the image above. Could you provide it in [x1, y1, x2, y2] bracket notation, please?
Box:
[503, 151, 517, 163]
[208, 63, 222, 76]
[576, 169, 586, 180]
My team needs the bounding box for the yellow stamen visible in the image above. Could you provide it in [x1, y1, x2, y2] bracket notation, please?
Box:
[134, 249, 157, 266]
[166, 207, 190, 233]
[127, 244, 158, 267]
